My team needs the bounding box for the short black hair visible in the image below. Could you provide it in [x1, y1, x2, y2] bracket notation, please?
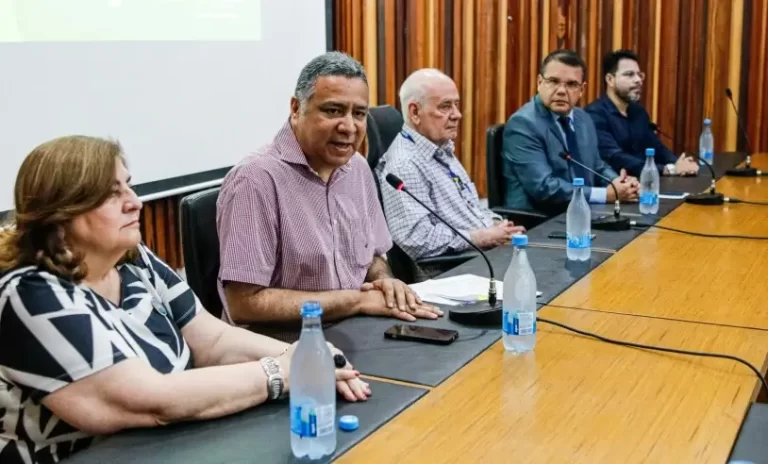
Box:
[602, 49, 639, 84]
[539, 50, 587, 81]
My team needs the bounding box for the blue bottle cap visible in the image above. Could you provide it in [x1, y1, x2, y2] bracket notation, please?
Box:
[300, 301, 323, 317]
[704, 118, 712, 125]
[573, 178, 584, 186]
[512, 234, 528, 247]
[339, 415, 359, 431]
[645, 148, 655, 157]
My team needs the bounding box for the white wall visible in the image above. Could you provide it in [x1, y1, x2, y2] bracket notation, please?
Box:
[0, 0, 328, 211]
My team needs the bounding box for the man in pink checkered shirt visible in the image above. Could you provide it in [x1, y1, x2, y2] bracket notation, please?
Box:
[216, 52, 442, 336]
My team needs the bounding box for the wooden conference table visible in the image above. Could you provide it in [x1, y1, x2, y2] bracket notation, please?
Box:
[340, 155, 768, 463]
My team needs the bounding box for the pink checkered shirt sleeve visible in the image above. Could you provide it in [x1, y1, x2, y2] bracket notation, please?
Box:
[216, 164, 278, 287]
[365, 170, 393, 257]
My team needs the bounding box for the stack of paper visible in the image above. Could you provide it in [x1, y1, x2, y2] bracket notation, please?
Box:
[409, 274, 541, 306]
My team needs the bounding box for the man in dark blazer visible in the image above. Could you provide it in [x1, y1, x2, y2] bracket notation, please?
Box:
[585, 49, 699, 178]
[502, 50, 639, 215]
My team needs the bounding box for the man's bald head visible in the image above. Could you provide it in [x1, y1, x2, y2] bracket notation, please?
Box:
[399, 69, 461, 145]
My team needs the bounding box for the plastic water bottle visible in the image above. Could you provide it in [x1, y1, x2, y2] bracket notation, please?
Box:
[566, 178, 591, 261]
[502, 234, 537, 354]
[639, 148, 660, 215]
[699, 118, 714, 165]
[290, 302, 336, 460]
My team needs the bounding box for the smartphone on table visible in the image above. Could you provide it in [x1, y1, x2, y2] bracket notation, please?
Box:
[384, 324, 459, 345]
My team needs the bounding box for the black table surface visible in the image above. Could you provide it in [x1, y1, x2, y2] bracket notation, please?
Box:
[526, 152, 745, 251]
[326, 246, 611, 387]
[65, 378, 427, 464]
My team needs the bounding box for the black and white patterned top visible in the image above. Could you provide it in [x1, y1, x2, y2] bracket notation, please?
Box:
[0, 244, 201, 463]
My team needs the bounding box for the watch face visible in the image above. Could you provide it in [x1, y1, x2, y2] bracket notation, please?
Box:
[264, 359, 279, 375]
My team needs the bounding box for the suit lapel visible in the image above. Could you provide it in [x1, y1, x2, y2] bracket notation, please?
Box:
[533, 96, 568, 152]
[571, 113, 595, 185]
[572, 113, 590, 164]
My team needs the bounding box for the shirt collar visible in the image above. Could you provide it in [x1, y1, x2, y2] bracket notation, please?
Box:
[601, 94, 639, 119]
[550, 109, 574, 124]
[400, 124, 456, 161]
[274, 120, 352, 173]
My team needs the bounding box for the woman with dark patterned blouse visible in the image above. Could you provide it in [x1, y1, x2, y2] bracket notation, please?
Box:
[0, 136, 371, 463]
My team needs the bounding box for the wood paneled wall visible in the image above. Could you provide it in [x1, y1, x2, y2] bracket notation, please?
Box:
[139, 196, 184, 269]
[333, 0, 768, 197]
[142, 0, 768, 269]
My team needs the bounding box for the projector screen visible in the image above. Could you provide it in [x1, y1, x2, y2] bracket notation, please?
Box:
[0, 0, 329, 212]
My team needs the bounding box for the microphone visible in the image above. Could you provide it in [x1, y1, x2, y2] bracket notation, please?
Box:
[385, 173, 502, 326]
[649, 122, 673, 142]
[684, 158, 725, 205]
[724, 88, 762, 177]
[558, 152, 631, 231]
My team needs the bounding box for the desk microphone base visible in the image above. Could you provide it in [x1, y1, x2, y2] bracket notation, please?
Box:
[591, 215, 631, 231]
[685, 192, 725, 205]
[726, 167, 759, 177]
[448, 301, 502, 326]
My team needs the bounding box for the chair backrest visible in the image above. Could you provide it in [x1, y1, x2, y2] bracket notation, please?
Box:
[179, 188, 222, 318]
[486, 123, 506, 209]
[367, 105, 404, 170]
[364, 105, 416, 283]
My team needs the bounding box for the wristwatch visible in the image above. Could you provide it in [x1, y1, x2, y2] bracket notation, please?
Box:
[259, 357, 284, 401]
[665, 163, 677, 175]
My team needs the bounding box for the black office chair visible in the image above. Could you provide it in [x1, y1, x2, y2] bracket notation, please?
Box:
[179, 188, 223, 318]
[367, 105, 477, 283]
[485, 124, 548, 229]
[367, 105, 404, 170]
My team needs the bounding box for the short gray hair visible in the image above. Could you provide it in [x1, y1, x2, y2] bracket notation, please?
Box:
[399, 68, 451, 124]
[294, 51, 368, 108]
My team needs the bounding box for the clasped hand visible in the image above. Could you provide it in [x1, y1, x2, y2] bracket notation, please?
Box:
[359, 278, 444, 322]
[279, 342, 371, 402]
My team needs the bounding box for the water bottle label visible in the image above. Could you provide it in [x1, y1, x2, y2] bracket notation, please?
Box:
[701, 150, 713, 160]
[290, 404, 335, 438]
[503, 311, 536, 336]
[566, 233, 591, 249]
[639, 191, 658, 205]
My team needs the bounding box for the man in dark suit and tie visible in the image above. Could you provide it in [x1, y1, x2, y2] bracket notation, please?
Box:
[502, 50, 639, 215]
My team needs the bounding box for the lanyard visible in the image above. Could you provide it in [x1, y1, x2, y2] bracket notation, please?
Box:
[401, 130, 466, 192]
[434, 156, 467, 192]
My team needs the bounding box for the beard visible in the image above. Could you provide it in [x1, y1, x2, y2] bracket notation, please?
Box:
[616, 86, 642, 104]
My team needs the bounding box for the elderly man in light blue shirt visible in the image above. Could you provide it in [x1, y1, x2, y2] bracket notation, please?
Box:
[377, 69, 524, 262]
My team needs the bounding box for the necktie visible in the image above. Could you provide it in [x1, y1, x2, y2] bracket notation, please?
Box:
[557, 116, 591, 186]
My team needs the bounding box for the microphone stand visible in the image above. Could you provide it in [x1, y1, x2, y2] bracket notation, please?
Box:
[385, 174, 502, 325]
[684, 159, 725, 205]
[724, 88, 761, 177]
[559, 153, 631, 231]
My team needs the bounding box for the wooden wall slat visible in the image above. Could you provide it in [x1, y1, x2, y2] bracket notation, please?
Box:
[383, 0, 397, 106]
[154, 199, 167, 264]
[650, 0, 662, 122]
[363, 0, 378, 106]
[141, 203, 155, 252]
[763, 0, 768, 150]
[703, 0, 733, 153]
[725, 0, 744, 152]
[749, 0, 768, 150]
[165, 198, 178, 269]
[459, 0, 474, 171]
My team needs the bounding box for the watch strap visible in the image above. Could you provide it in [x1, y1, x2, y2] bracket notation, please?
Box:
[259, 357, 284, 401]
